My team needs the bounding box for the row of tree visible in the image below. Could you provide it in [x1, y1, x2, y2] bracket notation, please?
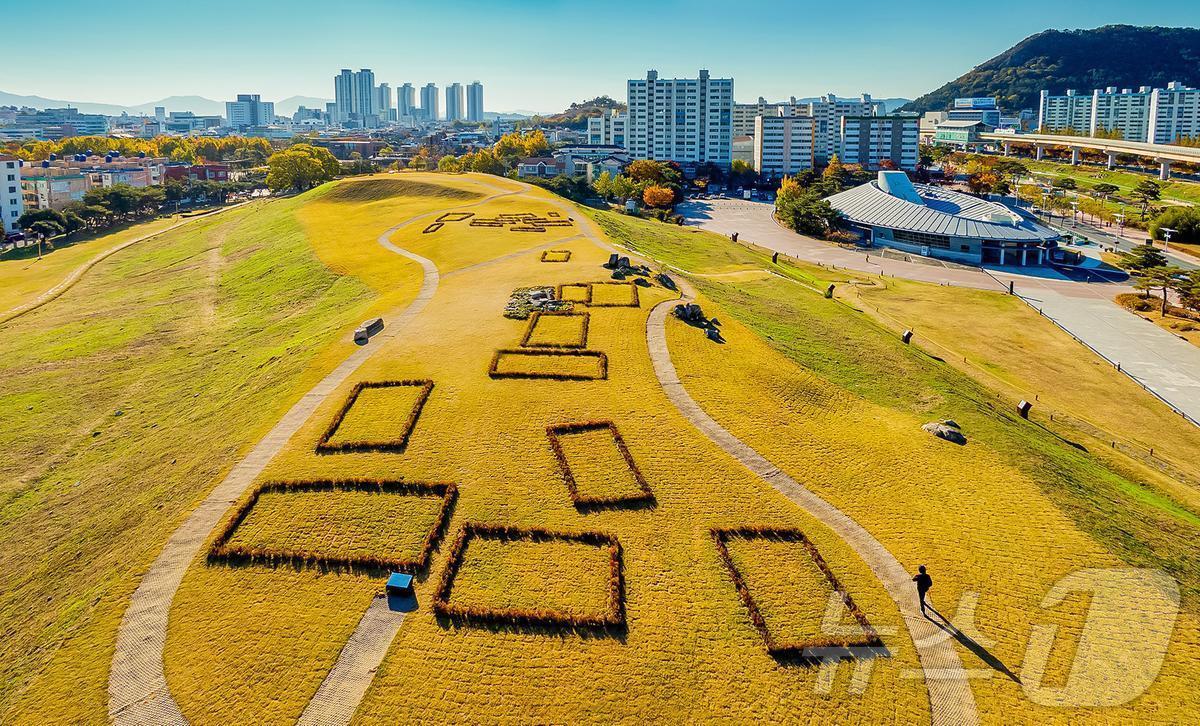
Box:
[3, 135, 275, 165]
[18, 185, 170, 245]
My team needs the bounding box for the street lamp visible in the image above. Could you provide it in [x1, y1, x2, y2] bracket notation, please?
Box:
[1070, 201, 1079, 227]
[1160, 226, 1178, 251]
[1115, 212, 1126, 235]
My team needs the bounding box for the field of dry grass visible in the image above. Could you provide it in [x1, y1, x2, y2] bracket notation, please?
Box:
[5, 173, 1200, 723]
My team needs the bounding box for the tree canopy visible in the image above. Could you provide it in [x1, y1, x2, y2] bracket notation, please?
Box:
[266, 144, 340, 192]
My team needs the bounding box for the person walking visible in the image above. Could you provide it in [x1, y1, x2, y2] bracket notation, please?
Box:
[913, 565, 933, 614]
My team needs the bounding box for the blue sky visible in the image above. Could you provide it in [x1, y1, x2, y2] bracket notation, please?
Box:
[6, 0, 1196, 112]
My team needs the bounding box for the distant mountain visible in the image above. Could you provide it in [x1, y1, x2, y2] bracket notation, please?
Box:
[0, 91, 132, 116]
[276, 96, 333, 116]
[902, 25, 1200, 113]
[0, 90, 225, 116]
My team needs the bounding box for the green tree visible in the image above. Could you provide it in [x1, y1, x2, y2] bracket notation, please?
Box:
[1092, 182, 1119, 198]
[1119, 244, 1168, 271]
[1053, 177, 1077, 190]
[266, 144, 340, 192]
[1133, 265, 1183, 316]
[1132, 179, 1162, 220]
[776, 175, 841, 237]
[1149, 206, 1200, 244]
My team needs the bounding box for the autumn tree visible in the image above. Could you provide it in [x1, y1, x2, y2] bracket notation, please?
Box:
[642, 185, 675, 208]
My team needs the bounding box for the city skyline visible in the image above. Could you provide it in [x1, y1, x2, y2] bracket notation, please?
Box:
[3, 0, 1192, 113]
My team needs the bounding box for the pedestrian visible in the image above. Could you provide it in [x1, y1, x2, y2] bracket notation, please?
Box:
[732, 232, 739, 243]
[772, 251, 779, 264]
[913, 565, 933, 614]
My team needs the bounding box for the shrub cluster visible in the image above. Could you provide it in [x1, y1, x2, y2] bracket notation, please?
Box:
[546, 421, 654, 509]
[208, 479, 457, 574]
[315, 379, 434, 454]
[432, 522, 625, 631]
[710, 527, 883, 660]
[487, 349, 608, 381]
[519, 311, 590, 349]
[540, 249, 572, 263]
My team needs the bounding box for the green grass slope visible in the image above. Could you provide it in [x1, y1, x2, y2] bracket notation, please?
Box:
[591, 208, 1200, 604]
[0, 194, 379, 720]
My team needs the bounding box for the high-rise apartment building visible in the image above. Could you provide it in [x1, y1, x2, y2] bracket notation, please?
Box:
[626, 69, 733, 167]
[445, 83, 465, 122]
[376, 83, 394, 122]
[334, 69, 354, 123]
[353, 68, 377, 126]
[224, 94, 275, 129]
[753, 113, 815, 176]
[839, 115, 920, 171]
[806, 94, 877, 164]
[587, 111, 628, 146]
[733, 97, 805, 136]
[1150, 82, 1200, 144]
[398, 83, 416, 119]
[420, 83, 439, 121]
[1089, 86, 1153, 141]
[466, 82, 484, 122]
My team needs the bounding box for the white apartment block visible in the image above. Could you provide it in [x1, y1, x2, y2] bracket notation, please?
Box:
[445, 83, 465, 122]
[626, 69, 733, 167]
[733, 97, 804, 136]
[398, 83, 416, 118]
[1150, 82, 1200, 144]
[466, 82, 484, 122]
[587, 111, 628, 147]
[420, 83, 439, 121]
[1038, 89, 1093, 133]
[1038, 83, 1200, 144]
[1090, 86, 1152, 141]
[224, 94, 275, 129]
[753, 113, 815, 176]
[839, 115, 920, 171]
[808, 94, 877, 164]
[1, 155, 24, 234]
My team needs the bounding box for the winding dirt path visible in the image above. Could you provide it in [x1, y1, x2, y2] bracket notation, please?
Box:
[107, 182, 515, 725]
[642, 275, 980, 726]
[0, 205, 244, 328]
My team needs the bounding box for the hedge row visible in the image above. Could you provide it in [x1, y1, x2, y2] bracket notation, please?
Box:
[546, 421, 654, 509]
[487, 349, 608, 381]
[315, 379, 434, 454]
[208, 479, 457, 574]
[540, 249, 572, 262]
[519, 311, 590, 350]
[432, 522, 625, 631]
[710, 527, 883, 660]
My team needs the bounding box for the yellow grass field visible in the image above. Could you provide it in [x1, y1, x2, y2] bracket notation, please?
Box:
[224, 488, 447, 563]
[5, 173, 1200, 724]
[522, 311, 589, 348]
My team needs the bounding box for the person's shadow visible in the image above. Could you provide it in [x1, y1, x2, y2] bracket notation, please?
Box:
[925, 605, 1021, 683]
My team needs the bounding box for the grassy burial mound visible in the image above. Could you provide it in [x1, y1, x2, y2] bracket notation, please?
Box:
[0, 173, 513, 722]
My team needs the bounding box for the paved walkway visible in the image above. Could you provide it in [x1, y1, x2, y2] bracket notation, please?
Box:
[297, 595, 411, 726]
[108, 183, 515, 725]
[643, 276, 978, 726]
[682, 198, 1200, 424]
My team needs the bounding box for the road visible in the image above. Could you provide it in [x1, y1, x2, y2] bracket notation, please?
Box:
[680, 198, 1200, 424]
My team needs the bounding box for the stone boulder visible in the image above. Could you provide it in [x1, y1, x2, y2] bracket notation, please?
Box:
[922, 420, 966, 445]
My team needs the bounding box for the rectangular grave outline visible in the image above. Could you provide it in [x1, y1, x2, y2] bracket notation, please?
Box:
[488, 349, 607, 381]
[208, 479, 457, 574]
[432, 522, 625, 631]
[556, 283, 593, 305]
[546, 421, 654, 509]
[519, 311, 590, 350]
[710, 527, 884, 659]
[587, 281, 641, 308]
[540, 249, 572, 263]
[315, 379, 434, 454]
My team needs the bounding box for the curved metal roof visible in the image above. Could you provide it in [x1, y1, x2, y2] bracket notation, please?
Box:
[826, 175, 1060, 242]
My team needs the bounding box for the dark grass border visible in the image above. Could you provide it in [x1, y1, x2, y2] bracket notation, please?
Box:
[315, 379, 434, 454]
[208, 479, 457, 574]
[540, 249, 572, 262]
[710, 527, 884, 662]
[433, 523, 625, 632]
[556, 282, 593, 305]
[487, 349, 607, 381]
[422, 222, 444, 234]
[546, 421, 654, 510]
[436, 211, 475, 223]
[519, 311, 590, 349]
[587, 281, 640, 308]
